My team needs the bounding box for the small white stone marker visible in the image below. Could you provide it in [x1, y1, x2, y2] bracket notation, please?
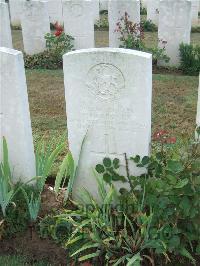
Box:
[108, 0, 140, 48]
[191, 0, 199, 24]
[0, 2, 12, 48]
[47, 0, 63, 24]
[21, 1, 50, 55]
[0, 47, 36, 182]
[9, 0, 25, 27]
[63, 48, 152, 200]
[158, 0, 192, 66]
[147, 0, 159, 25]
[63, 0, 95, 49]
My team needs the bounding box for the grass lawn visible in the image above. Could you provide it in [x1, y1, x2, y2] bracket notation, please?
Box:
[26, 69, 199, 143]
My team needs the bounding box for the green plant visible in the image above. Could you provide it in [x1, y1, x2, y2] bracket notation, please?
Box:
[21, 187, 41, 223]
[140, 6, 147, 16]
[35, 138, 66, 192]
[191, 26, 200, 33]
[95, 131, 200, 263]
[0, 138, 16, 217]
[46, 181, 163, 265]
[2, 184, 33, 238]
[95, 14, 109, 30]
[45, 23, 74, 57]
[116, 12, 169, 64]
[179, 43, 200, 75]
[54, 132, 87, 202]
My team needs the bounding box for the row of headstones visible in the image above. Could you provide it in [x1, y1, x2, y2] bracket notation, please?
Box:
[0, 0, 198, 65]
[7, 0, 107, 26]
[7, 0, 200, 27]
[143, 0, 200, 25]
[0, 46, 200, 197]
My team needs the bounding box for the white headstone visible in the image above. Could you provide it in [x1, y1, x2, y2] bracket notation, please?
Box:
[108, 0, 140, 48]
[0, 47, 35, 182]
[147, 0, 159, 25]
[92, 0, 100, 22]
[158, 0, 192, 66]
[9, 0, 25, 27]
[100, 0, 108, 11]
[63, 0, 95, 49]
[0, 2, 12, 48]
[141, 0, 147, 8]
[21, 1, 50, 55]
[191, 0, 199, 24]
[47, 0, 63, 24]
[63, 48, 152, 199]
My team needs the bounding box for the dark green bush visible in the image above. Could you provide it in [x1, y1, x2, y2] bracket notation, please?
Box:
[25, 29, 74, 70]
[179, 43, 200, 75]
[24, 50, 63, 70]
[141, 19, 158, 32]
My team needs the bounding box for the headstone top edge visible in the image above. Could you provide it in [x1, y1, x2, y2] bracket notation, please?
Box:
[0, 47, 22, 56]
[64, 48, 152, 59]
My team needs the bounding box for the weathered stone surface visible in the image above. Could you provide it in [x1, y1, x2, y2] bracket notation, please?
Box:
[147, 0, 159, 25]
[63, 48, 152, 200]
[47, 0, 63, 24]
[191, 0, 199, 24]
[21, 1, 50, 55]
[63, 0, 95, 49]
[158, 0, 192, 66]
[0, 2, 12, 48]
[9, 0, 25, 27]
[92, 0, 100, 22]
[0, 47, 35, 182]
[108, 0, 140, 48]
[100, 0, 108, 11]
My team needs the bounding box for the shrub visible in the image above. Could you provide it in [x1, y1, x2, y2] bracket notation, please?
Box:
[191, 26, 200, 33]
[140, 3, 147, 15]
[179, 43, 200, 75]
[95, 15, 109, 30]
[40, 131, 200, 265]
[141, 19, 158, 32]
[25, 23, 74, 70]
[116, 12, 169, 65]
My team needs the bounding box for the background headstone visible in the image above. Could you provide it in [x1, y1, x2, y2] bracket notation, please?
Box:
[63, 48, 152, 199]
[147, 0, 160, 25]
[108, 0, 140, 48]
[191, 0, 199, 24]
[158, 0, 192, 66]
[0, 2, 12, 48]
[0, 47, 36, 182]
[46, 0, 63, 24]
[100, 0, 108, 11]
[9, 0, 24, 27]
[21, 1, 50, 55]
[63, 0, 95, 49]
